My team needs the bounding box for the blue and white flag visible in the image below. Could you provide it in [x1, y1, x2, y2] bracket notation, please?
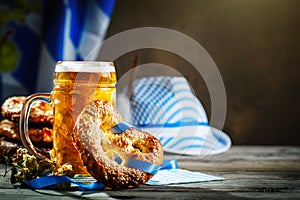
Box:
[0, 0, 115, 103]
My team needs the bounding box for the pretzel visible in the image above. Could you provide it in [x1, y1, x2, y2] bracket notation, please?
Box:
[72, 100, 163, 189]
[0, 119, 53, 145]
[1, 96, 53, 125]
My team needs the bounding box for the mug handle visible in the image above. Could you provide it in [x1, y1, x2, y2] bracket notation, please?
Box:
[19, 93, 52, 159]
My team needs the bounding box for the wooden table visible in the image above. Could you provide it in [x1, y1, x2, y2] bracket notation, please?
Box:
[0, 146, 299, 199]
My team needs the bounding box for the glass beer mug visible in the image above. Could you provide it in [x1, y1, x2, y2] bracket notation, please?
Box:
[19, 61, 116, 175]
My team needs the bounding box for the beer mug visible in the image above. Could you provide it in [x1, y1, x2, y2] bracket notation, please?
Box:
[19, 61, 116, 175]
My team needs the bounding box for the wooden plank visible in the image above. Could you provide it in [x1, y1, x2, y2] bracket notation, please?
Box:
[0, 146, 299, 199]
[170, 146, 300, 171]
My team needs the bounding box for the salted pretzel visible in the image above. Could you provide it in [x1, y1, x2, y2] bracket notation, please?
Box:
[0, 119, 53, 145]
[72, 100, 163, 189]
[1, 96, 53, 125]
[0, 119, 53, 144]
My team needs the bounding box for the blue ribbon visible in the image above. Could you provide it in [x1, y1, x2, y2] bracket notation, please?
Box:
[125, 159, 178, 175]
[110, 121, 209, 133]
[136, 121, 209, 128]
[24, 122, 178, 190]
[25, 175, 105, 190]
[25, 159, 178, 190]
[110, 121, 138, 133]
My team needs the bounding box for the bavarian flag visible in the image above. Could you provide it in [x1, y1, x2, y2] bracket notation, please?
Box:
[0, 0, 115, 103]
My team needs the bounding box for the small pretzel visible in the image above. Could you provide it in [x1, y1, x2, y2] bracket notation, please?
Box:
[72, 100, 163, 189]
[1, 96, 53, 125]
[0, 119, 53, 145]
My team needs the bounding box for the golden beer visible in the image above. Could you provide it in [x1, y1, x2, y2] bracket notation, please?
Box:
[20, 61, 116, 175]
[51, 61, 116, 174]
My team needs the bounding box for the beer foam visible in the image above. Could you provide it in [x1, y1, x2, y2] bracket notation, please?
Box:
[55, 61, 115, 72]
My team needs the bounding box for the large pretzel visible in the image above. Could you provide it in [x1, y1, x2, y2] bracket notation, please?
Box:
[72, 100, 163, 189]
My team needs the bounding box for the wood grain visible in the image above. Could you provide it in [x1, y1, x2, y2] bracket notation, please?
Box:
[0, 146, 299, 199]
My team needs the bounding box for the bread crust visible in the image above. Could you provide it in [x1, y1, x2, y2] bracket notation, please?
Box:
[0, 119, 53, 144]
[1, 96, 53, 125]
[73, 100, 163, 189]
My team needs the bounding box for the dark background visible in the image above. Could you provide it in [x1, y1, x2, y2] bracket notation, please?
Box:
[105, 0, 300, 145]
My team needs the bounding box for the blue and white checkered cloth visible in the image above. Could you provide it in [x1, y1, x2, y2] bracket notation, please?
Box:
[131, 76, 208, 126]
[0, 0, 115, 102]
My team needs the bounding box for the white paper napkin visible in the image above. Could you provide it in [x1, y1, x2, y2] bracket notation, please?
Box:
[146, 169, 224, 185]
